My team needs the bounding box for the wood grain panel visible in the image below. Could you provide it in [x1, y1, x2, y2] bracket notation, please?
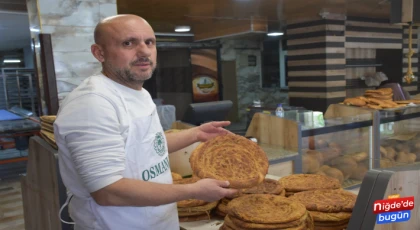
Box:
[289, 91, 346, 98]
[288, 59, 345, 66]
[288, 80, 346, 87]
[346, 42, 402, 49]
[289, 69, 346, 77]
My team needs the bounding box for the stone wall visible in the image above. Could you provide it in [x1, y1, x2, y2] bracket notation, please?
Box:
[26, 0, 117, 113]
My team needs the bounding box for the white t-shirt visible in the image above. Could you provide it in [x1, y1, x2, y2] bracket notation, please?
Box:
[54, 73, 156, 226]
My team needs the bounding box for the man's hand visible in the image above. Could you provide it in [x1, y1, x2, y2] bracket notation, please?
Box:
[195, 121, 231, 142]
[189, 179, 238, 202]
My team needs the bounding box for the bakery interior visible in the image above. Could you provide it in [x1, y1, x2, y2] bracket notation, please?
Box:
[0, 0, 420, 229]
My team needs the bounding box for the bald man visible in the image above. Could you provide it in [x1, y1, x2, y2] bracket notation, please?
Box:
[54, 15, 237, 230]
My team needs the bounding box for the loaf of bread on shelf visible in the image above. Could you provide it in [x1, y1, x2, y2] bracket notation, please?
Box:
[380, 146, 388, 158]
[349, 152, 368, 162]
[385, 147, 397, 159]
[350, 163, 368, 180]
[320, 147, 341, 163]
[302, 154, 320, 173]
[308, 137, 329, 150]
[408, 153, 417, 163]
[319, 165, 344, 184]
[396, 152, 410, 163]
[330, 157, 358, 180]
[380, 158, 395, 168]
[306, 150, 324, 164]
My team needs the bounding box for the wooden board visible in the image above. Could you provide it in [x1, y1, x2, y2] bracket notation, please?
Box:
[324, 104, 373, 119]
[21, 136, 63, 230]
[245, 113, 299, 152]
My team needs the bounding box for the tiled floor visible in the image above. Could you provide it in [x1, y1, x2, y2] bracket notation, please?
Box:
[0, 179, 25, 230]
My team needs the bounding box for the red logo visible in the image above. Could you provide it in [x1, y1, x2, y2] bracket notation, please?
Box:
[373, 196, 415, 214]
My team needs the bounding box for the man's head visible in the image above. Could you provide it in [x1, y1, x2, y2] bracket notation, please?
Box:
[91, 15, 157, 89]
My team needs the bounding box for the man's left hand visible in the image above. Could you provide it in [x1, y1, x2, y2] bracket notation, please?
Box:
[195, 121, 231, 142]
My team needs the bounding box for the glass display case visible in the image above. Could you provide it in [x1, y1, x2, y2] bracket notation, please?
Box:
[374, 105, 420, 170]
[245, 104, 375, 189]
[245, 103, 420, 189]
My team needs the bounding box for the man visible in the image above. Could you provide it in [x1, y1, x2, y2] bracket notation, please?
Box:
[54, 14, 237, 230]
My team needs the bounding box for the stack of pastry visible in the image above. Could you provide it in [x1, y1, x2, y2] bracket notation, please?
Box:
[173, 177, 219, 222]
[40, 115, 58, 149]
[364, 88, 393, 100]
[289, 189, 357, 230]
[219, 194, 314, 230]
[342, 88, 405, 110]
[279, 174, 341, 197]
[215, 178, 286, 217]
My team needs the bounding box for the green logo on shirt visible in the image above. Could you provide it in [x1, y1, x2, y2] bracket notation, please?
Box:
[153, 132, 166, 156]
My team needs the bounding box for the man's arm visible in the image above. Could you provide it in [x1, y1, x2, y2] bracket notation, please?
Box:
[91, 178, 236, 206]
[165, 121, 231, 153]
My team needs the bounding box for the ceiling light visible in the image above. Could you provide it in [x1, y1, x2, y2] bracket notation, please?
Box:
[267, 32, 284, 36]
[30, 28, 40, 32]
[3, 59, 21, 63]
[175, 26, 191, 32]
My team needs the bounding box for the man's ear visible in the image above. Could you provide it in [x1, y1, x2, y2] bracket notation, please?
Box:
[91, 44, 105, 63]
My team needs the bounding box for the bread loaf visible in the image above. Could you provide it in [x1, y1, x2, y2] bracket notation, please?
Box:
[331, 157, 358, 180]
[323, 167, 344, 184]
[350, 163, 368, 180]
[302, 154, 320, 173]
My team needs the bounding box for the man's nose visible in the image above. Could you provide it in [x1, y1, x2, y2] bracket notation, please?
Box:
[136, 42, 151, 56]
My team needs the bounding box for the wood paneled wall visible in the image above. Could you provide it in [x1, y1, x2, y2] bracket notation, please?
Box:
[345, 48, 376, 97]
[287, 19, 346, 112]
[402, 26, 419, 94]
[345, 17, 403, 49]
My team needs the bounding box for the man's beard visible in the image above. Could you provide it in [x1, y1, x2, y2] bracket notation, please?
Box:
[108, 58, 156, 85]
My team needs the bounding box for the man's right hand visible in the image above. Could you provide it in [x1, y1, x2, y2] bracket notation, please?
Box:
[189, 178, 238, 202]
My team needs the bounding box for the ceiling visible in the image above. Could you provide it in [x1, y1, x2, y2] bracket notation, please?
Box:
[117, 0, 392, 35]
[0, 0, 31, 52]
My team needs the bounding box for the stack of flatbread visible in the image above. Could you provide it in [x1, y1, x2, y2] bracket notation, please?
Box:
[289, 189, 357, 230]
[215, 178, 285, 217]
[39, 115, 57, 149]
[173, 177, 219, 222]
[219, 194, 314, 230]
[279, 174, 341, 197]
[342, 88, 406, 110]
[364, 88, 393, 100]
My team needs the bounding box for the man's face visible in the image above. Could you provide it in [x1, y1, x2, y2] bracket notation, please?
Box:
[101, 18, 157, 84]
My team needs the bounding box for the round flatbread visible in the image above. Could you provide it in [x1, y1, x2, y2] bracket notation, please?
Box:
[289, 189, 357, 213]
[310, 211, 352, 222]
[228, 211, 309, 229]
[179, 213, 211, 222]
[240, 178, 284, 195]
[190, 134, 269, 189]
[227, 194, 307, 224]
[173, 177, 208, 208]
[279, 174, 341, 193]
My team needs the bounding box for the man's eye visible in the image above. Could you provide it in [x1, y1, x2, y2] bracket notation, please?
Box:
[146, 40, 155, 46]
[123, 41, 132, 46]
